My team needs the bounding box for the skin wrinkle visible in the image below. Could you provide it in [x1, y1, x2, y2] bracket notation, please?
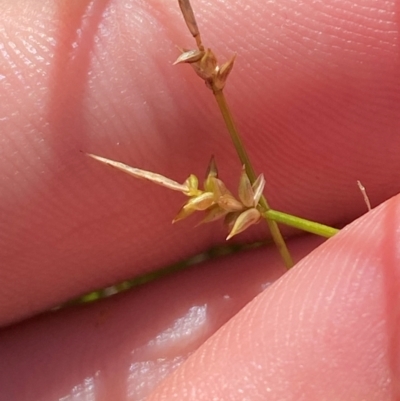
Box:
[146, 198, 400, 400]
[321, 210, 395, 394]
[310, 256, 340, 323]
[381, 200, 400, 398]
[269, 277, 291, 352]
[285, 261, 313, 328]
[284, 282, 305, 352]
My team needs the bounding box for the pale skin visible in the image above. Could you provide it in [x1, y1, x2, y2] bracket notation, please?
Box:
[0, 0, 400, 399]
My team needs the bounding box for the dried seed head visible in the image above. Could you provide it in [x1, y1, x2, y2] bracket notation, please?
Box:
[192, 48, 218, 85]
[175, 46, 236, 90]
[88, 152, 263, 240]
[176, 0, 236, 90]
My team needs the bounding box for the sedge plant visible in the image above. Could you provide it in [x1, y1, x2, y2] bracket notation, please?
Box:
[87, 0, 339, 270]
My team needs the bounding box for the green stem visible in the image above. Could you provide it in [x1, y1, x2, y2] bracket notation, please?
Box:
[213, 90, 257, 182]
[264, 210, 339, 238]
[213, 89, 294, 268]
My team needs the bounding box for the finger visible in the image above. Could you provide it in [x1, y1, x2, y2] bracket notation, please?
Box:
[147, 194, 400, 401]
[1, 0, 399, 324]
[0, 236, 323, 401]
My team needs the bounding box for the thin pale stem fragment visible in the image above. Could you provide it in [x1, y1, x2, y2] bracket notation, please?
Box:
[178, 0, 204, 50]
[357, 180, 371, 211]
[86, 153, 189, 192]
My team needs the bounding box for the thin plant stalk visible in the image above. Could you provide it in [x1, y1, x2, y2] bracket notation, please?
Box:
[176, 0, 293, 267]
[213, 89, 294, 268]
[176, 0, 343, 269]
[264, 210, 339, 238]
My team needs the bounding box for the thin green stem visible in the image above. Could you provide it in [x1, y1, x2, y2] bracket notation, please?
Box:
[264, 210, 339, 238]
[213, 89, 294, 268]
[213, 90, 257, 183]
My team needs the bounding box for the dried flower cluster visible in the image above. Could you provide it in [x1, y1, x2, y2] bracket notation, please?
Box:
[174, 0, 235, 91]
[87, 154, 265, 240]
[174, 48, 236, 92]
[85, 0, 339, 274]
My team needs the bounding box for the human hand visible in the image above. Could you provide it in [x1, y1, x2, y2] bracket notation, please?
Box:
[0, 0, 399, 399]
